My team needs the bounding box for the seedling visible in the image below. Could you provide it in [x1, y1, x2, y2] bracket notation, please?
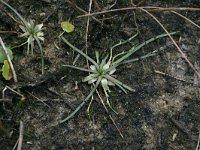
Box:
[0, 0, 45, 74]
[58, 31, 177, 124]
[19, 20, 44, 55]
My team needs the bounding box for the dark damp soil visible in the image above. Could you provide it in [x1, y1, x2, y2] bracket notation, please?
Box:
[0, 0, 200, 150]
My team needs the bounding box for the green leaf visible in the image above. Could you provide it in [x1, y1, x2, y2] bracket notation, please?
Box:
[2, 60, 11, 80]
[0, 47, 13, 63]
[61, 21, 74, 33]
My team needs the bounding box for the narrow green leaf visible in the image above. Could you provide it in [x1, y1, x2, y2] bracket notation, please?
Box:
[61, 36, 99, 68]
[58, 77, 102, 124]
[63, 64, 94, 72]
[113, 32, 177, 65]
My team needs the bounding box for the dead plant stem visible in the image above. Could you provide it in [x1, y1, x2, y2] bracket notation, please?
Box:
[2, 86, 24, 100]
[12, 138, 19, 150]
[78, 6, 200, 18]
[171, 11, 200, 29]
[66, 0, 106, 27]
[96, 90, 124, 138]
[196, 130, 200, 150]
[85, 0, 92, 68]
[17, 121, 24, 150]
[139, 8, 200, 79]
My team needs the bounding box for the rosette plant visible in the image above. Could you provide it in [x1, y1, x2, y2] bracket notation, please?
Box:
[0, 0, 45, 74]
[58, 31, 177, 124]
[19, 19, 44, 55]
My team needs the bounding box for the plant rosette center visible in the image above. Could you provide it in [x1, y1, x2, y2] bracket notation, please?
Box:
[83, 60, 116, 97]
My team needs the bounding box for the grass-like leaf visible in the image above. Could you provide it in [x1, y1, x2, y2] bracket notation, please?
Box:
[61, 36, 99, 68]
[58, 77, 102, 123]
[112, 32, 177, 65]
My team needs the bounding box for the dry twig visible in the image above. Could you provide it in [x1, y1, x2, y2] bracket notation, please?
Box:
[138, 8, 200, 79]
[196, 130, 200, 150]
[0, 98, 12, 102]
[154, 70, 200, 86]
[147, 7, 200, 12]
[0, 30, 19, 34]
[66, 0, 107, 28]
[95, 89, 124, 138]
[17, 121, 24, 150]
[84, 0, 92, 68]
[12, 138, 19, 150]
[2, 86, 24, 100]
[170, 117, 195, 149]
[25, 90, 50, 108]
[78, 6, 200, 18]
[171, 11, 200, 29]
[12, 121, 24, 150]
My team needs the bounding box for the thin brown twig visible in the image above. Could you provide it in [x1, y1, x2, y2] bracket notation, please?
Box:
[12, 138, 19, 150]
[17, 121, 24, 150]
[139, 8, 200, 79]
[0, 37, 18, 82]
[6, 12, 21, 24]
[78, 6, 137, 17]
[196, 130, 200, 150]
[25, 90, 50, 108]
[85, 0, 92, 68]
[66, 0, 107, 28]
[154, 70, 200, 86]
[0, 30, 19, 34]
[171, 11, 200, 29]
[96, 90, 124, 138]
[0, 6, 21, 24]
[78, 6, 200, 18]
[147, 7, 200, 12]
[2, 86, 25, 100]
[72, 0, 93, 65]
[0, 98, 12, 102]
[170, 117, 195, 149]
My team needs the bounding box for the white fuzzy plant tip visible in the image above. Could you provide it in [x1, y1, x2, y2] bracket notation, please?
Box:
[19, 19, 44, 54]
[82, 56, 124, 97]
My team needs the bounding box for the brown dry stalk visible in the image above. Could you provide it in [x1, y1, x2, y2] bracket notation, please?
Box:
[154, 70, 198, 86]
[78, 6, 137, 17]
[139, 8, 200, 79]
[2, 86, 24, 100]
[13, 138, 19, 150]
[0, 98, 12, 102]
[66, 0, 106, 27]
[17, 121, 24, 150]
[0, 30, 19, 34]
[147, 7, 200, 12]
[78, 6, 200, 18]
[196, 130, 200, 150]
[95, 89, 124, 138]
[171, 11, 200, 29]
[85, 0, 92, 68]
